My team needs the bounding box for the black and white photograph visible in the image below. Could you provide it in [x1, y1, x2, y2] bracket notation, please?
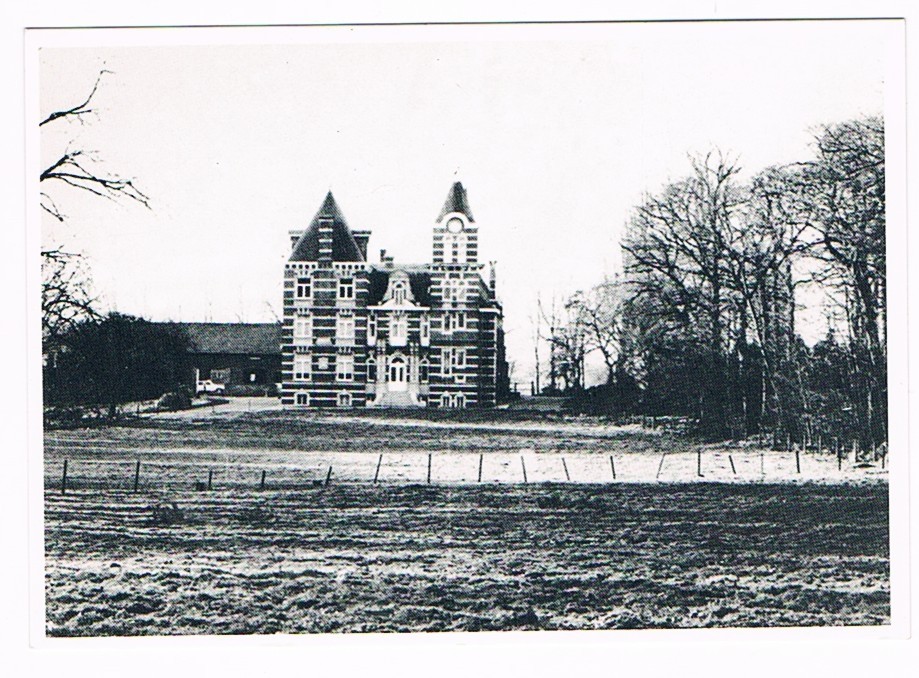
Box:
[19, 8, 911, 657]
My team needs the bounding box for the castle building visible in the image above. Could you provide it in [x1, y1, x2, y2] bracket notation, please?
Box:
[280, 182, 509, 408]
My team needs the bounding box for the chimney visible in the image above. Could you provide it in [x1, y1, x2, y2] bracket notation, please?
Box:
[289, 229, 303, 250]
[318, 217, 334, 265]
[352, 230, 371, 261]
[489, 261, 497, 294]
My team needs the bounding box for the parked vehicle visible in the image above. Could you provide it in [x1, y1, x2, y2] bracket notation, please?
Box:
[196, 379, 226, 395]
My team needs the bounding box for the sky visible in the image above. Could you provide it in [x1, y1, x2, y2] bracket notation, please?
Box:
[36, 21, 893, 387]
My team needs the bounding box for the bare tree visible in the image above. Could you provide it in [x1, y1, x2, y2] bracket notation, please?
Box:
[40, 69, 149, 343]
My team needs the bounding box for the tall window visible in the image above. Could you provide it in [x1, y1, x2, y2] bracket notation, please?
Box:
[367, 356, 377, 382]
[455, 393, 466, 409]
[368, 315, 377, 343]
[392, 280, 407, 304]
[293, 315, 312, 343]
[420, 314, 430, 345]
[336, 315, 355, 343]
[390, 313, 408, 345]
[295, 391, 310, 406]
[296, 277, 311, 299]
[419, 357, 429, 383]
[338, 277, 354, 300]
[441, 348, 466, 376]
[336, 354, 354, 382]
[293, 354, 311, 381]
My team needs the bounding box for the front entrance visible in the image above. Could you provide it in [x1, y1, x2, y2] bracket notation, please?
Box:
[388, 356, 408, 392]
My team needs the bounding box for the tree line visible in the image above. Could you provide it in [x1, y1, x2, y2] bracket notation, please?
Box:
[535, 117, 886, 452]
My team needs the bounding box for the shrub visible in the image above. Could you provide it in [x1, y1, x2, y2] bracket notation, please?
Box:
[156, 391, 192, 411]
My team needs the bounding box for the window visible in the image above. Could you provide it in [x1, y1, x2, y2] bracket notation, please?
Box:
[295, 391, 310, 406]
[337, 391, 352, 408]
[336, 354, 354, 382]
[419, 357, 429, 383]
[293, 315, 312, 343]
[444, 278, 463, 304]
[392, 280, 407, 304]
[338, 277, 354, 300]
[318, 356, 330, 371]
[446, 312, 466, 333]
[293, 354, 311, 381]
[296, 277, 311, 299]
[336, 315, 355, 343]
[390, 313, 408, 345]
[420, 314, 430, 344]
[367, 356, 377, 382]
[455, 393, 466, 409]
[441, 348, 466, 377]
[368, 316, 377, 343]
[440, 393, 451, 408]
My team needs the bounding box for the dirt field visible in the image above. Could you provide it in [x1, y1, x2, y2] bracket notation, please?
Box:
[43, 408, 890, 635]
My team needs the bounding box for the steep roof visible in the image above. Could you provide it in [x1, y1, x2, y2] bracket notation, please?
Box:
[436, 181, 475, 223]
[179, 322, 281, 355]
[367, 266, 433, 306]
[289, 192, 365, 262]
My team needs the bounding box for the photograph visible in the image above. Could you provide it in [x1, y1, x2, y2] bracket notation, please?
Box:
[31, 18, 902, 639]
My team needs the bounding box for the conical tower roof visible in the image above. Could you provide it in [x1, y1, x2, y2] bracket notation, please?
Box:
[289, 191, 365, 262]
[436, 181, 475, 223]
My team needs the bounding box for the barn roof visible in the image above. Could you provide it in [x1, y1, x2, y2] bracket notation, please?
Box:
[436, 181, 475, 223]
[179, 323, 281, 355]
[289, 191, 365, 262]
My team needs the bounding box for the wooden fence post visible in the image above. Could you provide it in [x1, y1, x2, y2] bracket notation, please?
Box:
[562, 457, 570, 482]
[520, 456, 528, 484]
[655, 451, 666, 480]
[60, 459, 68, 495]
[374, 454, 383, 484]
[478, 453, 483, 483]
[133, 460, 141, 492]
[427, 453, 432, 485]
[610, 454, 616, 480]
[260, 469, 266, 489]
[697, 449, 703, 477]
[728, 454, 737, 475]
[325, 465, 333, 487]
[207, 469, 213, 491]
[795, 445, 801, 474]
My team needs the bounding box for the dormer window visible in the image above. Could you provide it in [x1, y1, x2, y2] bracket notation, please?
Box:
[393, 280, 407, 304]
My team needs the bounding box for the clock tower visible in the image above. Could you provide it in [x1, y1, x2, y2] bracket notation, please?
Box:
[433, 181, 477, 265]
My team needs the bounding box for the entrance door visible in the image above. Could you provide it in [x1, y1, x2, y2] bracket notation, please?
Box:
[388, 356, 408, 392]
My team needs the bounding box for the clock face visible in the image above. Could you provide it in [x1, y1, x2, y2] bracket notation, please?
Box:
[446, 217, 464, 234]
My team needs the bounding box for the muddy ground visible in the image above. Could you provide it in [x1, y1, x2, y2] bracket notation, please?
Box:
[43, 410, 890, 636]
[45, 483, 889, 636]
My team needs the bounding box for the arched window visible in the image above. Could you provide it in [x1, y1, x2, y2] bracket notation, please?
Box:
[393, 280, 407, 304]
[419, 357, 429, 383]
[367, 356, 377, 382]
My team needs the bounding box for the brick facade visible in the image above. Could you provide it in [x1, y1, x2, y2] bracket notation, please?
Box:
[280, 184, 508, 408]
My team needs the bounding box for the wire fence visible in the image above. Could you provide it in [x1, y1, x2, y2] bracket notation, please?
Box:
[44, 444, 888, 495]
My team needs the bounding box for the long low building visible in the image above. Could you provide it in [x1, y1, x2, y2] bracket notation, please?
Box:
[173, 322, 282, 390]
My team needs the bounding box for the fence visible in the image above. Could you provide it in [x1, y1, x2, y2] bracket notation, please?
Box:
[45, 444, 887, 495]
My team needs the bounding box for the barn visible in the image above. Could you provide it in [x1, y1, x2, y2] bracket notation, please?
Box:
[176, 322, 282, 393]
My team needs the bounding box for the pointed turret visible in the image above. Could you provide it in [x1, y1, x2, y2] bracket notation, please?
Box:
[289, 191, 366, 262]
[436, 181, 475, 223]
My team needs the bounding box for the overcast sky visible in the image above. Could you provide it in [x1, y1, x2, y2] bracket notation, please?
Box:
[37, 21, 893, 387]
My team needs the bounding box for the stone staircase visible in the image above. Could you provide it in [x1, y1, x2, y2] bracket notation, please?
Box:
[373, 391, 420, 408]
